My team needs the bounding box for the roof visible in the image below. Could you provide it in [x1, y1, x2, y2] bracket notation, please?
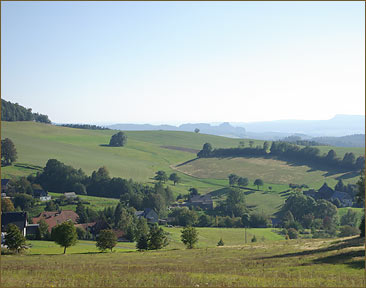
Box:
[75, 222, 96, 231]
[1, 179, 10, 186]
[190, 194, 213, 203]
[64, 192, 77, 197]
[32, 210, 79, 232]
[317, 183, 334, 199]
[1, 212, 27, 229]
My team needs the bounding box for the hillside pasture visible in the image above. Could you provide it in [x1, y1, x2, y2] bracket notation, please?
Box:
[1, 237, 364, 287]
[174, 157, 360, 188]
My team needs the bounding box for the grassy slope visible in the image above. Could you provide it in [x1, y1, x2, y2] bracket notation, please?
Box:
[2, 122, 363, 215]
[1, 237, 364, 287]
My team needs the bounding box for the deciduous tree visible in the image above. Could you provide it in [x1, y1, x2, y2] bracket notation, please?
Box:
[96, 229, 117, 252]
[51, 221, 78, 254]
[181, 226, 198, 249]
[109, 132, 127, 147]
[1, 138, 17, 166]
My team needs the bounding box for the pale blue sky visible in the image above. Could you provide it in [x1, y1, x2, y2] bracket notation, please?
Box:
[1, 1, 365, 124]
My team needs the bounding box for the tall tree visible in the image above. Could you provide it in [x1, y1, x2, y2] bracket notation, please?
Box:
[76, 202, 88, 224]
[1, 138, 17, 166]
[197, 143, 213, 158]
[169, 173, 181, 186]
[148, 224, 169, 250]
[51, 221, 78, 254]
[226, 188, 247, 217]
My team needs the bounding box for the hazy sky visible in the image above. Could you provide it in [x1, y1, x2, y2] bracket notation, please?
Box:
[1, 1, 365, 124]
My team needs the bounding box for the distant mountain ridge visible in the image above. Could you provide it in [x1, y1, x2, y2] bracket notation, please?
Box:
[107, 115, 364, 141]
[108, 122, 246, 138]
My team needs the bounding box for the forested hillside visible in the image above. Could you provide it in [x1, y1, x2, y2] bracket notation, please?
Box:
[1, 99, 51, 123]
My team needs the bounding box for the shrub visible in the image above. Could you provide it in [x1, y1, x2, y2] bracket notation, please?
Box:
[339, 225, 360, 237]
[251, 235, 257, 242]
[287, 228, 299, 239]
[217, 238, 224, 246]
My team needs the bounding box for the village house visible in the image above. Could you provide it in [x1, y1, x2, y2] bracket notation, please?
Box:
[188, 194, 214, 210]
[33, 189, 51, 201]
[135, 208, 159, 224]
[303, 183, 353, 207]
[32, 210, 79, 232]
[1, 212, 28, 236]
[64, 192, 77, 199]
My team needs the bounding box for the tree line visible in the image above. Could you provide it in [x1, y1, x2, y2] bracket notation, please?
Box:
[197, 142, 365, 172]
[59, 124, 110, 130]
[1, 99, 51, 123]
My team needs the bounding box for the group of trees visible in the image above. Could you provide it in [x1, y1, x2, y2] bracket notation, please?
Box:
[197, 142, 365, 172]
[27, 160, 174, 215]
[154, 171, 181, 186]
[279, 192, 362, 238]
[228, 174, 263, 190]
[60, 124, 110, 130]
[1, 99, 51, 123]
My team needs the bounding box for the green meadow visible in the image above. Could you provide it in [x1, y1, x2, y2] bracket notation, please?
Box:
[1, 237, 364, 287]
[1, 121, 364, 216]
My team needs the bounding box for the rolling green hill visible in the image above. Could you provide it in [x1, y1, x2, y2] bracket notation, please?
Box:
[2, 121, 363, 215]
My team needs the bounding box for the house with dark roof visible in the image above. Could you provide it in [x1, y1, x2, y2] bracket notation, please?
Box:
[1, 179, 10, 194]
[304, 183, 353, 207]
[33, 189, 51, 201]
[1, 212, 28, 236]
[135, 208, 159, 224]
[188, 194, 213, 210]
[32, 210, 79, 232]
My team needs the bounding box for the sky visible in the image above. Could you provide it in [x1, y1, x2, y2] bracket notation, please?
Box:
[1, 1, 365, 125]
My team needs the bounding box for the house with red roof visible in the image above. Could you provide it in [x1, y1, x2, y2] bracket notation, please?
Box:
[32, 210, 79, 232]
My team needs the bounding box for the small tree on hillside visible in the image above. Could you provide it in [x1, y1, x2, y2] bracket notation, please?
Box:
[154, 171, 168, 183]
[181, 226, 199, 249]
[51, 221, 78, 254]
[228, 174, 239, 186]
[1, 138, 17, 166]
[254, 179, 264, 190]
[4, 224, 26, 253]
[109, 132, 127, 147]
[169, 173, 181, 186]
[238, 177, 249, 187]
[194, 128, 200, 133]
[96, 229, 117, 252]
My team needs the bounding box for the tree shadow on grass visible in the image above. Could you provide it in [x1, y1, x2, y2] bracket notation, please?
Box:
[99, 144, 112, 147]
[258, 237, 365, 262]
[312, 249, 365, 269]
[335, 171, 360, 180]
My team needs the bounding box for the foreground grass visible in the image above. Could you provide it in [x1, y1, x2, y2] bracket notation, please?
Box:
[1, 237, 364, 287]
